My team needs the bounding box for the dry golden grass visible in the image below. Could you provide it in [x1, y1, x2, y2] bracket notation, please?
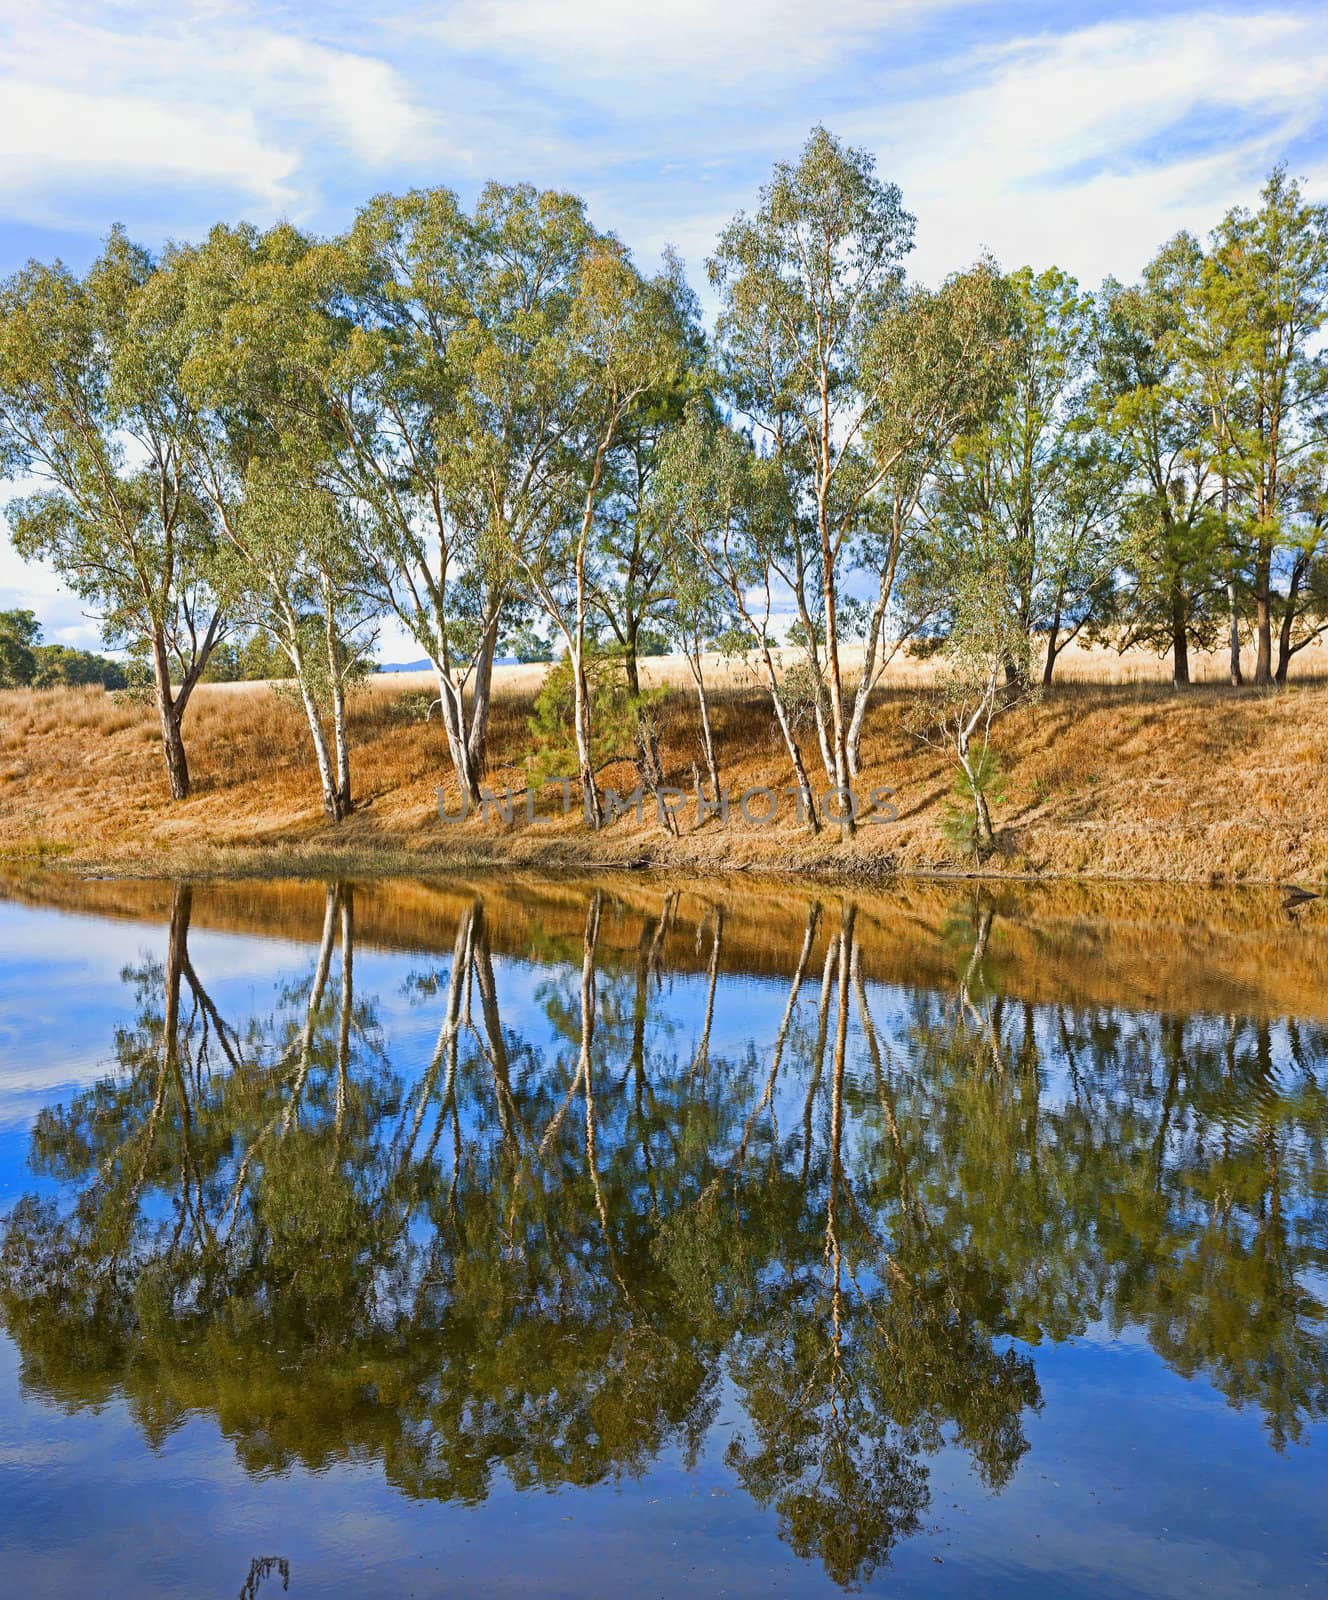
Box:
[2, 646, 1327, 885]
[4, 869, 1327, 1021]
[374, 634, 1328, 699]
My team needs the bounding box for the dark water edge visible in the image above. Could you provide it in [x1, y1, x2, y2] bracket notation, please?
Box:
[1, 872, 1326, 1598]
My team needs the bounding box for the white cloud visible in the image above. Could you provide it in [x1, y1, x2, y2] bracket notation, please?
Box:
[0, 555, 96, 647]
[0, 2, 428, 227]
[414, 5, 1328, 293]
[433, 0, 950, 94]
[857, 9, 1328, 283]
[0, 82, 295, 215]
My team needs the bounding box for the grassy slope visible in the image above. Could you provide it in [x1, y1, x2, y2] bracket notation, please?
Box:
[1, 644, 1327, 885]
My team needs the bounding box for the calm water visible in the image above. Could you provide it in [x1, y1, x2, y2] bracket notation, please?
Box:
[1, 874, 1327, 1598]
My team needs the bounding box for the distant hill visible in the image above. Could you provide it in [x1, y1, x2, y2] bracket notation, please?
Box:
[377, 657, 521, 673]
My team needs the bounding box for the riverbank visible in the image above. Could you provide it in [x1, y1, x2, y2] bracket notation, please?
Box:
[2, 666, 1327, 886]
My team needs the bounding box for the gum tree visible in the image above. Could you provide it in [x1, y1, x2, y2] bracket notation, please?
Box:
[0, 231, 226, 798]
[1184, 169, 1328, 685]
[210, 462, 376, 821]
[281, 189, 521, 807]
[709, 126, 915, 830]
[848, 258, 1013, 775]
[160, 223, 375, 819]
[928, 266, 1122, 687]
[511, 238, 690, 827]
[1097, 237, 1225, 687]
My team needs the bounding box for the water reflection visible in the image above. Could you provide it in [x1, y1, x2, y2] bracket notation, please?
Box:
[2, 878, 1327, 1590]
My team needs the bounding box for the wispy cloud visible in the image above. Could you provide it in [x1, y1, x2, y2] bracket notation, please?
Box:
[868, 8, 1328, 281]
[431, 0, 952, 98]
[0, 2, 428, 229]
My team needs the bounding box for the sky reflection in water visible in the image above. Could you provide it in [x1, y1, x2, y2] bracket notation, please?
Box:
[0, 876, 1326, 1598]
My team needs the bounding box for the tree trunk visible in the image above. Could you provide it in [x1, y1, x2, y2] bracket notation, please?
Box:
[957, 723, 995, 857]
[1228, 579, 1243, 687]
[330, 674, 352, 818]
[690, 653, 721, 797]
[324, 582, 353, 817]
[973, 785, 995, 853]
[846, 616, 885, 782]
[811, 691, 836, 786]
[436, 668, 478, 804]
[150, 628, 190, 800]
[817, 499, 854, 839]
[1274, 554, 1306, 687]
[295, 672, 345, 821]
[1253, 541, 1273, 686]
[1041, 630, 1059, 687]
[758, 641, 819, 832]
[572, 646, 601, 828]
[1170, 580, 1190, 688]
[622, 619, 641, 701]
[846, 526, 903, 782]
[464, 612, 501, 785]
[1275, 611, 1294, 686]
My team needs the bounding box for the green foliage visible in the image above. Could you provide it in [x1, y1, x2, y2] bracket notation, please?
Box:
[32, 644, 129, 690]
[202, 630, 293, 682]
[0, 608, 39, 687]
[0, 610, 129, 689]
[941, 747, 1005, 855]
[924, 266, 1125, 678]
[777, 657, 827, 734]
[526, 649, 660, 779]
[0, 232, 225, 684]
[502, 624, 554, 665]
[1176, 168, 1328, 679]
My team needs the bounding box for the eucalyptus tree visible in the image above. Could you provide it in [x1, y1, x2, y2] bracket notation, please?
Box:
[158, 222, 376, 819]
[656, 404, 825, 828]
[261, 189, 504, 805]
[847, 258, 1013, 775]
[585, 250, 705, 699]
[907, 559, 1037, 855]
[319, 182, 617, 806]
[928, 265, 1123, 686]
[0, 229, 226, 798]
[1097, 236, 1224, 687]
[1183, 168, 1328, 685]
[214, 462, 377, 820]
[709, 126, 915, 826]
[507, 234, 691, 827]
[277, 188, 591, 807]
[339, 181, 679, 821]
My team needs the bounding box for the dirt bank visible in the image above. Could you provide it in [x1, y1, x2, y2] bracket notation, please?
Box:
[2, 664, 1326, 887]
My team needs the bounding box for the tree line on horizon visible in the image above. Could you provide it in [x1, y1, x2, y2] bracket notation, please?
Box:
[0, 607, 128, 689]
[0, 128, 1325, 842]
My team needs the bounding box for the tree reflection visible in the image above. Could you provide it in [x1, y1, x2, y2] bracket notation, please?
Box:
[3, 882, 1328, 1586]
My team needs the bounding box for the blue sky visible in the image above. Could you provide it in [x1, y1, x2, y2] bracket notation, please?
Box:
[2, 0, 1326, 651]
